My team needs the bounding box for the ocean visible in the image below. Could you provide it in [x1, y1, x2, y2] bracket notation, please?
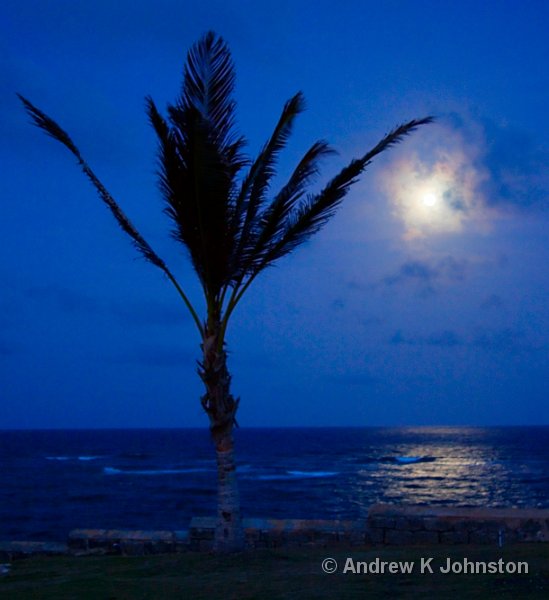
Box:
[0, 427, 547, 542]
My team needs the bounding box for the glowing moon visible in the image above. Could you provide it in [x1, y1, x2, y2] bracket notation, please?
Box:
[422, 192, 437, 207]
[379, 143, 485, 240]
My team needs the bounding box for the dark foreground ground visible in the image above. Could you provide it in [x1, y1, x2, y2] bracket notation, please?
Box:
[0, 544, 547, 599]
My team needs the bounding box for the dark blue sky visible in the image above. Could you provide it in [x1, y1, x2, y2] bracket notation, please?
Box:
[1, 0, 548, 428]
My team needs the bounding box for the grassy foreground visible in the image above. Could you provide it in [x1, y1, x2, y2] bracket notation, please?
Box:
[1, 544, 547, 599]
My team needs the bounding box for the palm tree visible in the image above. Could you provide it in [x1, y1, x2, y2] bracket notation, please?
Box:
[19, 31, 432, 552]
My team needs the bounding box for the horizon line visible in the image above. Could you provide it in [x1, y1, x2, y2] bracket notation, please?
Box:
[1, 424, 548, 432]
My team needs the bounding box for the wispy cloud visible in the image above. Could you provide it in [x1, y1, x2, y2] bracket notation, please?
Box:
[381, 256, 467, 294]
[378, 117, 488, 240]
[472, 328, 524, 353]
[479, 118, 549, 210]
[378, 112, 548, 241]
[390, 326, 541, 354]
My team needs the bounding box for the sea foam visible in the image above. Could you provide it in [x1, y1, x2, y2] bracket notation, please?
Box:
[103, 466, 213, 476]
[255, 470, 339, 480]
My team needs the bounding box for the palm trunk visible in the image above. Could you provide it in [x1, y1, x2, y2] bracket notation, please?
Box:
[212, 429, 243, 552]
[199, 324, 244, 553]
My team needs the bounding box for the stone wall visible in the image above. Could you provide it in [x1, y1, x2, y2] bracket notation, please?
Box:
[0, 541, 67, 563]
[188, 517, 363, 552]
[2, 505, 548, 558]
[367, 504, 549, 545]
[189, 505, 549, 551]
[67, 529, 188, 556]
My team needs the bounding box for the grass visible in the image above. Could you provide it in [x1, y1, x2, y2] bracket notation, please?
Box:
[0, 544, 547, 599]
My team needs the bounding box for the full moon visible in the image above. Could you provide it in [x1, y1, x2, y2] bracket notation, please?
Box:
[422, 192, 437, 207]
[379, 124, 485, 240]
[381, 160, 472, 239]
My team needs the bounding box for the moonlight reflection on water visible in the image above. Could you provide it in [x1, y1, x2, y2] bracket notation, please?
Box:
[0, 427, 546, 540]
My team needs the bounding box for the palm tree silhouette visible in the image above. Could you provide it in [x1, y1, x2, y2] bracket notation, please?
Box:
[19, 31, 432, 552]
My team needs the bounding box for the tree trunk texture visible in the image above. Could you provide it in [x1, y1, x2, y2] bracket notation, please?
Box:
[199, 326, 244, 553]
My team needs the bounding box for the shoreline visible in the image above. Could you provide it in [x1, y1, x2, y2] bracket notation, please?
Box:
[2, 504, 548, 560]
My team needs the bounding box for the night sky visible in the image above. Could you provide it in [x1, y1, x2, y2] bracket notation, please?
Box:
[1, 1, 548, 428]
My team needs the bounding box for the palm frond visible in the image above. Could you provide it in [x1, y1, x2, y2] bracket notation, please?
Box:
[255, 117, 434, 270]
[231, 92, 305, 261]
[19, 94, 167, 270]
[241, 140, 334, 271]
[148, 33, 247, 300]
[19, 93, 205, 334]
[20, 29, 433, 335]
[18, 94, 82, 160]
[181, 30, 238, 149]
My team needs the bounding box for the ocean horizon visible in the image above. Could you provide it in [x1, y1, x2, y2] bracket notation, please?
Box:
[2, 424, 547, 430]
[1, 426, 548, 542]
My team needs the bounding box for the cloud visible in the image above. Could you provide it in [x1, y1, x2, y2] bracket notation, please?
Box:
[472, 328, 524, 353]
[378, 113, 548, 241]
[390, 327, 540, 354]
[378, 118, 488, 240]
[479, 119, 548, 210]
[381, 256, 467, 293]
[384, 261, 436, 285]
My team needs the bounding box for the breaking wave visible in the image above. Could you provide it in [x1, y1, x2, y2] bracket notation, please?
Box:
[254, 470, 339, 481]
[103, 466, 213, 476]
[46, 456, 103, 461]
